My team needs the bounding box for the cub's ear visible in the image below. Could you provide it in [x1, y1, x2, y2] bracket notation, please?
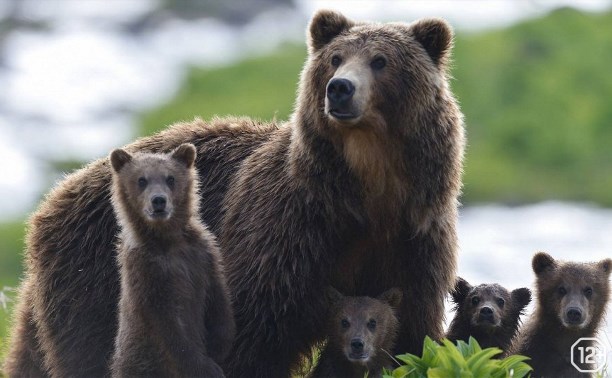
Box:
[171, 143, 197, 168]
[308, 10, 353, 53]
[410, 18, 453, 68]
[110, 148, 132, 173]
[378, 287, 403, 309]
[511, 287, 532, 309]
[532, 252, 557, 275]
[451, 277, 472, 305]
[325, 286, 345, 305]
[598, 258, 612, 277]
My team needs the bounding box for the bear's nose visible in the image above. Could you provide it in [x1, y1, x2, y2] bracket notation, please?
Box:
[566, 307, 583, 324]
[327, 78, 355, 105]
[350, 338, 364, 353]
[478, 306, 495, 322]
[151, 195, 167, 212]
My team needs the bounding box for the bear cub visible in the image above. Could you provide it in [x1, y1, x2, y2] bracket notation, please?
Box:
[446, 277, 531, 352]
[109, 143, 235, 377]
[309, 287, 402, 378]
[508, 252, 611, 377]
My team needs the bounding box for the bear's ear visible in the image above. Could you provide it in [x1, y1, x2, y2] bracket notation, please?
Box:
[110, 148, 132, 173]
[451, 277, 472, 305]
[598, 258, 612, 277]
[409, 18, 453, 68]
[532, 252, 557, 275]
[171, 143, 197, 168]
[325, 286, 345, 305]
[308, 10, 353, 53]
[378, 287, 403, 309]
[511, 287, 532, 309]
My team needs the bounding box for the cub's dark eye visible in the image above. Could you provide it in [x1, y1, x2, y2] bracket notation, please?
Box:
[341, 319, 350, 329]
[166, 176, 175, 187]
[496, 298, 505, 308]
[371, 56, 386, 70]
[367, 319, 377, 331]
[471, 296, 480, 306]
[138, 177, 147, 189]
[558, 287, 567, 296]
[331, 55, 342, 67]
[584, 287, 593, 297]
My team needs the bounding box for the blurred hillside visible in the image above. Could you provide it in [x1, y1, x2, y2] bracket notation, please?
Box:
[141, 7, 612, 206]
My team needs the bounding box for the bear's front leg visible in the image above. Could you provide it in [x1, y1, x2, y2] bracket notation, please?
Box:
[393, 218, 458, 356]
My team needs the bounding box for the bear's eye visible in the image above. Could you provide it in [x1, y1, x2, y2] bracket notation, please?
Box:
[367, 319, 377, 331]
[584, 287, 593, 297]
[371, 56, 387, 70]
[138, 177, 147, 189]
[558, 287, 567, 296]
[341, 319, 350, 329]
[166, 176, 175, 188]
[471, 296, 480, 306]
[331, 55, 342, 67]
[496, 298, 505, 308]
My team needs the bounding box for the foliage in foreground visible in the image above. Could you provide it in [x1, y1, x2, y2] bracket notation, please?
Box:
[383, 336, 532, 378]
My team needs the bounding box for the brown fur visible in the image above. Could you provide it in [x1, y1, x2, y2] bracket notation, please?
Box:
[446, 277, 531, 353]
[222, 11, 464, 377]
[108, 144, 234, 377]
[507, 252, 612, 377]
[4, 117, 271, 377]
[309, 288, 402, 378]
[5, 10, 464, 378]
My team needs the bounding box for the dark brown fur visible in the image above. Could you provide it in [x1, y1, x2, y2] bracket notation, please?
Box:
[446, 277, 531, 352]
[4, 117, 270, 377]
[508, 252, 612, 377]
[221, 11, 464, 377]
[309, 288, 402, 378]
[108, 144, 234, 377]
[5, 10, 464, 378]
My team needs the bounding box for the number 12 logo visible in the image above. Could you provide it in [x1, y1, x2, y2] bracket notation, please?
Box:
[571, 337, 607, 373]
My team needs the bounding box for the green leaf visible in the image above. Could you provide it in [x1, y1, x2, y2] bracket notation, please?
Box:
[421, 336, 441, 366]
[467, 336, 483, 355]
[467, 347, 502, 375]
[455, 339, 472, 359]
[427, 367, 455, 378]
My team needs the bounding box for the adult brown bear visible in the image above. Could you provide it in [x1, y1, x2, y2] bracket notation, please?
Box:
[4, 10, 464, 378]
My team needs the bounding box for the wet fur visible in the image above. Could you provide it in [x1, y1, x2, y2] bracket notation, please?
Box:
[309, 288, 402, 378]
[108, 144, 234, 377]
[446, 277, 531, 352]
[507, 252, 612, 377]
[5, 10, 464, 378]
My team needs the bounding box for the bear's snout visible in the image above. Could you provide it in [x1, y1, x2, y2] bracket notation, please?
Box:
[151, 195, 167, 213]
[350, 337, 364, 353]
[565, 307, 583, 325]
[479, 306, 494, 319]
[326, 78, 357, 120]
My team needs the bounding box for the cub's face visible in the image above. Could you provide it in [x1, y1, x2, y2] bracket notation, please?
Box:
[327, 288, 402, 365]
[452, 278, 531, 333]
[305, 10, 454, 135]
[110, 143, 197, 225]
[533, 252, 612, 330]
[466, 285, 509, 329]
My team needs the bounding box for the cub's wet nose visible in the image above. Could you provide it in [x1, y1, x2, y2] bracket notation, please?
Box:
[151, 195, 167, 212]
[566, 307, 583, 324]
[350, 338, 364, 353]
[479, 306, 494, 322]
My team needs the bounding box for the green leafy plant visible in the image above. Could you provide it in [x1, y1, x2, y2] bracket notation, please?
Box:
[383, 336, 532, 378]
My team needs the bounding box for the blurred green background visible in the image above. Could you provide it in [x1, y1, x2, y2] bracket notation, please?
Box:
[2, 6, 612, 362]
